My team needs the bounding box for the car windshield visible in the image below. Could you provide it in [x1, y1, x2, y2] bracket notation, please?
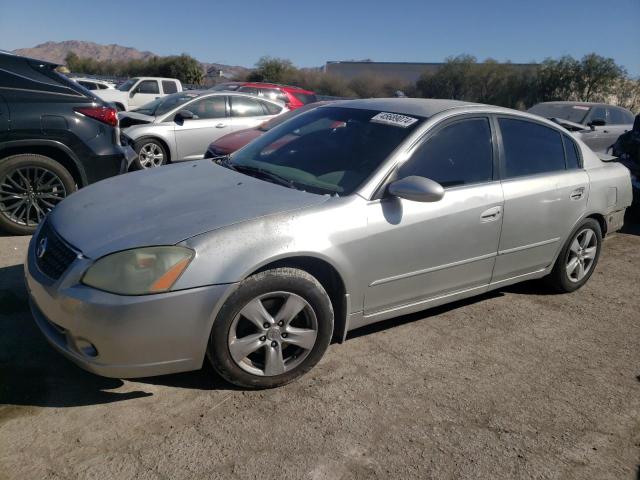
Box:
[528, 104, 590, 124]
[117, 78, 139, 92]
[133, 92, 199, 116]
[229, 107, 423, 195]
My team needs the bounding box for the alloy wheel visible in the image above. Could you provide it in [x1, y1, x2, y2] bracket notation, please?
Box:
[138, 143, 164, 168]
[0, 166, 67, 226]
[566, 227, 598, 282]
[228, 291, 318, 376]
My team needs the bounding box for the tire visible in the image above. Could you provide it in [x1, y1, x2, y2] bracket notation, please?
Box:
[133, 138, 168, 169]
[208, 268, 334, 389]
[547, 218, 602, 293]
[0, 154, 76, 235]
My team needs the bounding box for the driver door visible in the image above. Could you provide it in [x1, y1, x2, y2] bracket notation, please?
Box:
[363, 116, 504, 321]
[129, 80, 161, 108]
[173, 95, 233, 160]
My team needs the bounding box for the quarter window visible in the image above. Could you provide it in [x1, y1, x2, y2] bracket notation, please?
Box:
[185, 96, 226, 119]
[260, 101, 283, 115]
[231, 96, 266, 117]
[608, 107, 632, 125]
[562, 135, 581, 169]
[499, 118, 566, 178]
[398, 118, 493, 187]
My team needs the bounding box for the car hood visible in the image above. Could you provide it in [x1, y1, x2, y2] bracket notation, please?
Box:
[95, 89, 126, 101]
[49, 161, 329, 259]
[210, 128, 263, 154]
[119, 110, 156, 128]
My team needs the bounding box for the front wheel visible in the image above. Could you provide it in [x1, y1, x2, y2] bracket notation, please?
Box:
[547, 218, 602, 293]
[133, 139, 168, 169]
[208, 268, 334, 389]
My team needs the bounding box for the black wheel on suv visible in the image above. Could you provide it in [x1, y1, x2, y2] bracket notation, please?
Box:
[0, 154, 76, 235]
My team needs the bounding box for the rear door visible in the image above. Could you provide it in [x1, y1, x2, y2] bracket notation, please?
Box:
[228, 95, 280, 130]
[493, 116, 589, 283]
[173, 95, 231, 160]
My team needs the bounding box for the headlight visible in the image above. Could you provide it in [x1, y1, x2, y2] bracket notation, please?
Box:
[82, 246, 194, 295]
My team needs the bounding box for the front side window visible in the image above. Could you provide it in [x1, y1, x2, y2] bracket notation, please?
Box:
[117, 78, 139, 91]
[135, 92, 199, 116]
[231, 96, 267, 117]
[607, 107, 632, 125]
[229, 107, 423, 195]
[499, 118, 566, 178]
[162, 81, 178, 94]
[398, 118, 493, 188]
[136, 80, 160, 95]
[185, 96, 226, 119]
[588, 106, 607, 124]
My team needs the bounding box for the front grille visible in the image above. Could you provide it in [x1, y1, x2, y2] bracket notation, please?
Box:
[35, 221, 78, 280]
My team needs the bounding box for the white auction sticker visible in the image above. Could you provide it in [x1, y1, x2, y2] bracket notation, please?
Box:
[572, 106, 589, 110]
[370, 112, 418, 128]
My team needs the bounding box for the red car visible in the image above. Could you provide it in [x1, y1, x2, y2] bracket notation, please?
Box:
[233, 82, 317, 110]
[205, 102, 330, 158]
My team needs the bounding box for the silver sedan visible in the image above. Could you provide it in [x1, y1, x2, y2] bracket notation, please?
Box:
[120, 91, 287, 169]
[26, 99, 632, 388]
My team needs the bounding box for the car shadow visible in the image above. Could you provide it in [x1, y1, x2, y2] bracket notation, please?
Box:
[345, 279, 557, 340]
[621, 209, 640, 236]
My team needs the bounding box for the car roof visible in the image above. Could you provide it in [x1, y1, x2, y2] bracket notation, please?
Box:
[241, 82, 314, 93]
[164, 90, 287, 105]
[324, 98, 480, 117]
[535, 101, 619, 109]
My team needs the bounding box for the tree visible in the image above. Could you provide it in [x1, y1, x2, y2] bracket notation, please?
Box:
[247, 57, 296, 83]
[575, 53, 624, 102]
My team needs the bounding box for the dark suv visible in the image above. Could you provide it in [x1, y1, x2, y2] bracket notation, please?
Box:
[0, 52, 136, 234]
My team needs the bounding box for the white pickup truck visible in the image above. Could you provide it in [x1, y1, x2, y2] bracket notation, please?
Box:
[95, 77, 183, 111]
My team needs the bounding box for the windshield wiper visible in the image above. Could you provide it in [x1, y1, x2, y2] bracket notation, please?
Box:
[233, 164, 297, 189]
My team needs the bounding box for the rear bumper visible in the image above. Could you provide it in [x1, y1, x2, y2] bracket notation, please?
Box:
[25, 236, 233, 378]
[82, 144, 136, 184]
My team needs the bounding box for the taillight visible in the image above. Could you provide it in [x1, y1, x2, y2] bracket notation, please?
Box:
[74, 106, 118, 127]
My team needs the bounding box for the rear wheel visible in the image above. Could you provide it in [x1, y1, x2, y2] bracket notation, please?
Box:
[547, 218, 602, 292]
[0, 154, 76, 235]
[208, 268, 334, 389]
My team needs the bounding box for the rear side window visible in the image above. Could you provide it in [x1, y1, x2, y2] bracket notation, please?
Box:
[291, 92, 317, 105]
[186, 96, 226, 119]
[260, 101, 283, 115]
[79, 81, 97, 90]
[398, 118, 494, 188]
[162, 81, 178, 94]
[608, 107, 632, 125]
[499, 118, 566, 178]
[136, 80, 159, 94]
[562, 135, 581, 169]
[237, 86, 258, 95]
[231, 96, 266, 117]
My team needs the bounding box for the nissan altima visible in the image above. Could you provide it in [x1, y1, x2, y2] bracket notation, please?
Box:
[25, 99, 632, 388]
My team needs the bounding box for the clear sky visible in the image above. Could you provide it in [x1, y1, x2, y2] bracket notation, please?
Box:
[1, 0, 639, 76]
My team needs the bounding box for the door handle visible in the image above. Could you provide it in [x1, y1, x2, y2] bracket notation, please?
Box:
[480, 206, 502, 222]
[570, 187, 585, 200]
[215, 123, 226, 128]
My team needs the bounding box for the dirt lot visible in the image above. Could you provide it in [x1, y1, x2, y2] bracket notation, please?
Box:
[1, 221, 639, 480]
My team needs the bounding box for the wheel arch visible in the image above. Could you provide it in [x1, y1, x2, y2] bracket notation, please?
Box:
[0, 140, 87, 187]
[247, 255, 349, 343]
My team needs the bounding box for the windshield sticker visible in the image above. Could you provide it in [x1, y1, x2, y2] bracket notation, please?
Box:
[572, 106, 590, 110]
[370, 112, 418, 128]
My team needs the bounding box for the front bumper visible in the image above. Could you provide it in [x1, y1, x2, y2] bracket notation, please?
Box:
[25, 235, 233, 378]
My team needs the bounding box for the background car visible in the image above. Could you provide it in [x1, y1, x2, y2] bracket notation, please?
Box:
[119, 91, 287, 168]
[204, 101, 331, 158]
[528, 101, 635, 153]
[71, 77, 116, 90]
[228, 82, 317, 110]
[26, 99, 632, 388]
[95, 77, 183, 111]
[0, 52, 136, 235]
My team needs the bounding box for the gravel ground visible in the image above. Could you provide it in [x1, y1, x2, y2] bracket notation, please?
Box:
[0, 221, 639, 480]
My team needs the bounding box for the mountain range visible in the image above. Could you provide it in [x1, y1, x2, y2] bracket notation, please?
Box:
[12, 40, 249, 79]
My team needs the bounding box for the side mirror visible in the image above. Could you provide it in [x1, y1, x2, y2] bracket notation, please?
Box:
[589, 118, 606, 129]
[175, 110, 194, 122]
[388, 176, 444, 202]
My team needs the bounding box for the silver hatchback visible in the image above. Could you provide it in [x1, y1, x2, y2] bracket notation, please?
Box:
[26, 99, 632, 388]
[120, 91, 286, 169]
